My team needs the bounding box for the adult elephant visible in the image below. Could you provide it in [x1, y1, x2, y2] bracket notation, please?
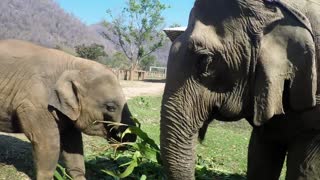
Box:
[0, 39, 136, 180]
[160, 0, 320, 179]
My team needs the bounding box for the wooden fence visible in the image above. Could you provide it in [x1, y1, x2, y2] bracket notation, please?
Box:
[112, 69, 166, 80]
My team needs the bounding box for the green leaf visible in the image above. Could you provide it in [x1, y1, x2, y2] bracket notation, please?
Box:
[142, 147, 159, 162]
[132, 117, 141, 128]
[122, 126, 159, 151]
[54, 164, 72, 180]
[140, 174, 147, 180]
[102, 169, 120, 178]
[53, 171, 64, 180]
[102, 151, 141, 178]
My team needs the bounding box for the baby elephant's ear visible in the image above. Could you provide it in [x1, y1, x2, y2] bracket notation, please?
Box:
[253, 24, 317, 126]
[49, 70, 81, 121]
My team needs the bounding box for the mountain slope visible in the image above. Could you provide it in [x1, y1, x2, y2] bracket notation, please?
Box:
[90, 23, 171, 66]
[0, 0, 170, 64]
[0, 0, 115, 51]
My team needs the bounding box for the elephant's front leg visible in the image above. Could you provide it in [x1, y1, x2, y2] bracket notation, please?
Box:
[247, 128, 287, 180]
[17, 105, 61, 180]
[160, 118, 197, 180]
[286, 130, 320, 179]
[60, 127, 86, 180]
[32, 137, 60, 180]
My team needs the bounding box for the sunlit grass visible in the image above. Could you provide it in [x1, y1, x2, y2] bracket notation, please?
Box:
[1, 95, 287, 179]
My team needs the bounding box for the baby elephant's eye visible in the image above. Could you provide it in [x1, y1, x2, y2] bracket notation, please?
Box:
[105, 102, 117, 112]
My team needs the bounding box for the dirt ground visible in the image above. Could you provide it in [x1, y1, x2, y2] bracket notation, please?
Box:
[120, 80, 165, 99]
[0, 80, 165, 180]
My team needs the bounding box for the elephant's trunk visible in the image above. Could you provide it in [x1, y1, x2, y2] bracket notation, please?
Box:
[160, 92, 207, 180]
[160, 108, 196, 180]
[160, 80, 215, 179]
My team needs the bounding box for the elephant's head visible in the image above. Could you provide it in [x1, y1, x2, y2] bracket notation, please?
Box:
[161, 0, 317, 179]
[49, 63, 136, 144]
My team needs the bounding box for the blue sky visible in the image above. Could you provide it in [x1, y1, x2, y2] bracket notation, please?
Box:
[54, 0, 194, 27]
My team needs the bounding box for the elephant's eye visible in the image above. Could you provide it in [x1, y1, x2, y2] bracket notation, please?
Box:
[105, 102, 117, 112]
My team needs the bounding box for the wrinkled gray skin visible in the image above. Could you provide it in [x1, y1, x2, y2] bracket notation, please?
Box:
[0, 39, 136, 180]
[160, 0, 320, 179]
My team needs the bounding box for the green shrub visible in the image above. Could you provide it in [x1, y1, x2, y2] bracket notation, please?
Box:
[98, 52, 131, 69]
[75, 43, 107, 60]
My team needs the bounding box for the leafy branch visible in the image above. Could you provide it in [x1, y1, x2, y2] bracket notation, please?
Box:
[103, 0, 169, 70]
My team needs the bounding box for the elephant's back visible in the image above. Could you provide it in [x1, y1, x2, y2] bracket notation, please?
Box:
[0, 39, 68, 64]
[0, 39, 107, 71]
[0, 39, 113, 84]
[0, 40, 74, 96]
[0, 39, 76, 74]
[0, 39, 44, 55]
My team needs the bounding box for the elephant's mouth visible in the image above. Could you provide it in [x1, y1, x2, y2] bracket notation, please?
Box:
[105, 124, 137, 149]
[213, 112, 244, 122]
[209, 104, 247, 122]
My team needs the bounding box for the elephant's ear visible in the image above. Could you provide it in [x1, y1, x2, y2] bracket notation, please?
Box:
[49, 70, 82, 121]
[253, 24, 317, 126]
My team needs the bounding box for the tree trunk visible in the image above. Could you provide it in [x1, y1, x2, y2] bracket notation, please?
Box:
[128, 60, 139, 81]
[129, 69, 134, 81]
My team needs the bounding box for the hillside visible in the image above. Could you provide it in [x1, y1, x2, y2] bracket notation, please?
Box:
[0, 0, 170, 65]
[89, 23, 171, 65]
[0, 0, 115, 51]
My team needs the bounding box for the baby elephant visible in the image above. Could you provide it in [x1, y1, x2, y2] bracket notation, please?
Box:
[0, 39, 136, 179]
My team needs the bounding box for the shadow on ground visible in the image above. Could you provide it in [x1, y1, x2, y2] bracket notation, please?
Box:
[0, 134, 247, 180]
[85, 156, 246, 180]
[196, 168, 246, 180]
[142, 79, 166, 83]
[0, 134, 34, 179]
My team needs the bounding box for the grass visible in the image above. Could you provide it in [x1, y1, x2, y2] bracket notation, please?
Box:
[80, 96, 252, 179]
[197, 121, 250, 175]
[0, 95, 286, 179]
[128, 96, 162, 124]
[128, 96, 251, 174]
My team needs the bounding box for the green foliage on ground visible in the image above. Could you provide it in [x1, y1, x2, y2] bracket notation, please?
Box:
[80, 96, 253, 179]
[82, 124, 250, 180]
[54, 164, 72, 180]
[2, 95, 287, 179]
